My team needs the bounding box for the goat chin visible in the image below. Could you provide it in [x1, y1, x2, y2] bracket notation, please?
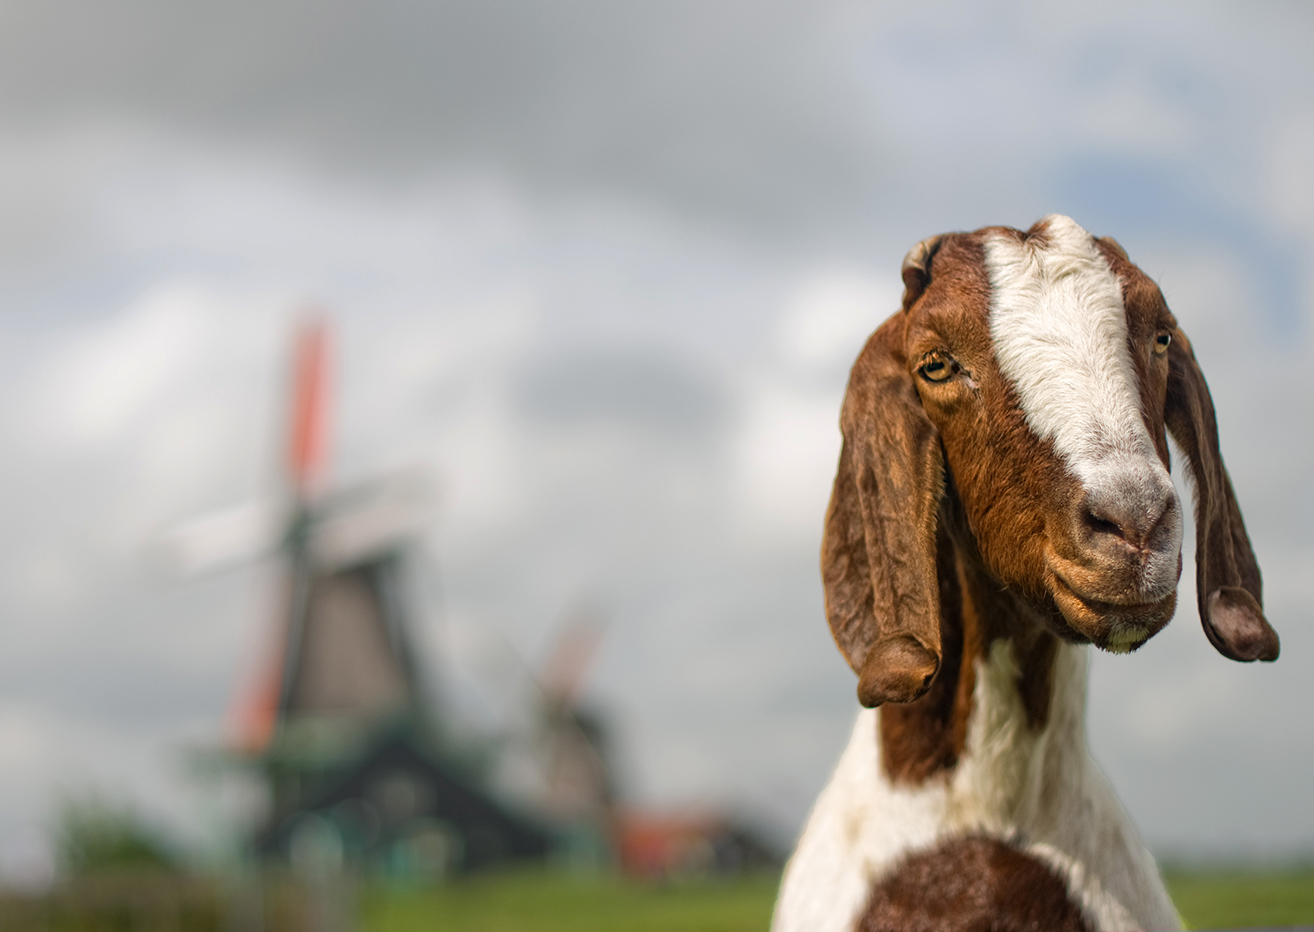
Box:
[1042, 543, 1181, 652]
[1046, 571, 1178, 654]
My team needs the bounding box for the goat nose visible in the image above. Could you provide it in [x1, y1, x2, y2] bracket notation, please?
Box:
[1082, 485, 1177, 552]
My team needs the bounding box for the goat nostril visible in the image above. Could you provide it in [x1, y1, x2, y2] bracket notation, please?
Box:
[1085, 512, 1125, 541]
[1080, 478, 1177, 555]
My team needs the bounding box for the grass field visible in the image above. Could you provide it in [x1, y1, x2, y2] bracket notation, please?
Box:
[1164, 867, 1314, 930]
[0, 864, 1308, 930]
[361, 871, 779, 932]
[359, 867, 1314, 931]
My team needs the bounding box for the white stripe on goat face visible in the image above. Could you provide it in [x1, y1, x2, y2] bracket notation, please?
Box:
[984, 215, 1178, 553]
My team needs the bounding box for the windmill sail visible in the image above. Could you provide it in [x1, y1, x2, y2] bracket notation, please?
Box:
[288, 318, 329, 499]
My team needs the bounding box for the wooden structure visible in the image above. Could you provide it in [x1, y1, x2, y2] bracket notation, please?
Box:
[184, 320, 550, 877]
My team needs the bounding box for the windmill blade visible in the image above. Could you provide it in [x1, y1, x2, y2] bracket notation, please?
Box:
[153, 316, 331, 578]
[540, 606, 606, 708]
[227, 636, 285, 755]
[306, 465, 435, 570]
[154, 498, 286, 577]
[288, 317, 331, 498]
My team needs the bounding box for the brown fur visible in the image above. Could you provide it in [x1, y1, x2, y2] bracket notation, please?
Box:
[879, 491, 1062, 782]
[826, 219, 1278, 783]
[858, 836, 1092, 932]
[824, 312, 946, 707]
[1096, 237, 1275, 660]
[878, 520, 974, 783]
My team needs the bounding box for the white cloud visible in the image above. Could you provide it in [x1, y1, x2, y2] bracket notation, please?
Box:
[1071, 82, 1195, 154]
[733, 381, 840, 541]
[776, 267, 900, 370]
[38, 286, 216, 445]
[1266, 112, 1314, 234]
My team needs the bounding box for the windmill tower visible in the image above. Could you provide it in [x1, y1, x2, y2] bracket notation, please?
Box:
[530, 610, 615, 866]
[169, 317, 549, 876]
[535, 613, 613, 822]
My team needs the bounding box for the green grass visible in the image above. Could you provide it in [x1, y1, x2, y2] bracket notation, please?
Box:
[360, 870, 779, 932]
[1165, 867, 1314, 930]
[360, 867, 1314, 932]
[1, 866, 1307, 932]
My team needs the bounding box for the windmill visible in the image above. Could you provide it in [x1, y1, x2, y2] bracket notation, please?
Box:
[536, 613, 613, 812]
[525, 608, 616, 865]
[166, 316, 549, 876]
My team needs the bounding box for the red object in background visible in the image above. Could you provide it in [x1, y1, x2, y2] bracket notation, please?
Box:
[228, 653, 282, 755]
[288, 318, 331, 497]
[614, 811, 720, 878]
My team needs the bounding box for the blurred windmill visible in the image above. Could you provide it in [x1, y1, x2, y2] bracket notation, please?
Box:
[163, 316, 550, 875]
[534, 609, 613, 827]
[164, 318, 431, 756]
[484, 605, 616, 868]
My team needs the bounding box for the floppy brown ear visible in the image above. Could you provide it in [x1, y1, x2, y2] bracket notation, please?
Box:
[1164, 327, 1279, 662]
[823, 312, 946, 707]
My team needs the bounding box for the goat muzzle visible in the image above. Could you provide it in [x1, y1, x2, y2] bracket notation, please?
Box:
[1036, 460, 1185, 651]
[1046, 566, 1177, 653]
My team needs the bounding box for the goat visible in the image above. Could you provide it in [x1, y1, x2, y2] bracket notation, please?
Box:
[771, 216, 1279, 932]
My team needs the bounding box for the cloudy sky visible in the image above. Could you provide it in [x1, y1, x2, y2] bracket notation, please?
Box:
[0, 0, 1311, 880]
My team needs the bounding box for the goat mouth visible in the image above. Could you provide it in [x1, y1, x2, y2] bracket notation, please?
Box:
[1045, 565, 1176, 653]
[1044, 546, 1180, 607]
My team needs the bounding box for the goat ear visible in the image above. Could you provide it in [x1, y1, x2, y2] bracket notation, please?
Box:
[1164, 327, 1279, 662]
[824, 312, 946, 706]
[1096, 235, 1130, 262]
[900, 235, 945, 310]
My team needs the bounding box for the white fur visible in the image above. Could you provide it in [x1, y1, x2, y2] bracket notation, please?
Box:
[985, 216, 1181, 597]
[771, 641, 1180, 932]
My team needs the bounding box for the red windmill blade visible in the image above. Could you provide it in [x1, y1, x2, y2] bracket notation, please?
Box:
[288, 317, 331, 499]
[229, 316, 335, 753]
[229, 651, 283, 755]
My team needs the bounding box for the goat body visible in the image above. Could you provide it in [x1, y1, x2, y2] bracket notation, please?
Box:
[771, 216, 1278, 932]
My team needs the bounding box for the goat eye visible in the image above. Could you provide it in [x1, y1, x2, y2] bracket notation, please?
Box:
[1153, 332, 1171, 355]
[919, 354, 954, 382]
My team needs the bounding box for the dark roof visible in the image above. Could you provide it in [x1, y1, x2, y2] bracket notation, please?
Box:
[258, 731, 551, 871]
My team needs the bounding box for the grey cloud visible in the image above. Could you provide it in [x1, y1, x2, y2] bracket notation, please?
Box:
[0, 0, 891, 237]
[514, 348, 728, 438]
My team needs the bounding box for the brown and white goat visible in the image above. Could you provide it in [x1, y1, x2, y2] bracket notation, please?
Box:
[771, 215, 1279, 932]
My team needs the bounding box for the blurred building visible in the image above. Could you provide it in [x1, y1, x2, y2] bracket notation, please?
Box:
[615, 811, 782, 879]
[245, 545, 552, 878]
[186, 322, 552, 879]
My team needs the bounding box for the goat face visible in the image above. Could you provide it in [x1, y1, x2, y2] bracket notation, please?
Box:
[824, 215, 1279, 709]
[916, 218, 1182, 648]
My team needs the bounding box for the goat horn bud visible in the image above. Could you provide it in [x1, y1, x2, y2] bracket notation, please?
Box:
[857, 636, 941, 707]
[900, 235, 945, 310]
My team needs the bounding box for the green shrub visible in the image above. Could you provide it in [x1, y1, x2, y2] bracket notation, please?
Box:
[53, 794, 177, 877]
